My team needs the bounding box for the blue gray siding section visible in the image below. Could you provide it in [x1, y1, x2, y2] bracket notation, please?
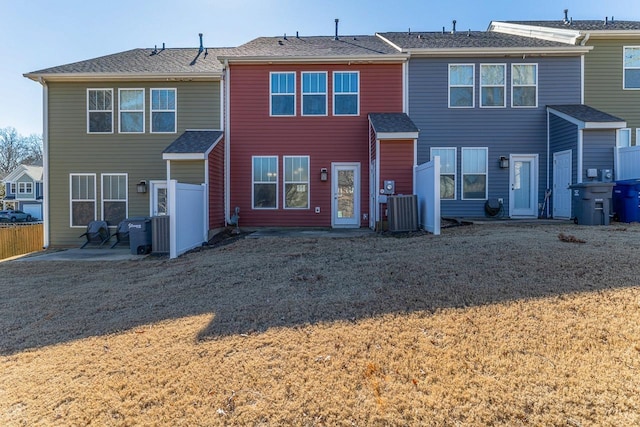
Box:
[409, 56, 582, 217]
[549, 113, 579, 185]
[582, 130, 615, 181]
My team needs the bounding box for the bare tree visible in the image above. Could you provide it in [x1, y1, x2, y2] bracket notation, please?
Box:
[0, 127, 43, 176]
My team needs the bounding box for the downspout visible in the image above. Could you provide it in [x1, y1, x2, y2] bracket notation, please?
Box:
[577, 130, 583, 184]
[224, 59, 231, 225]
[546, 108, 550, 218]
[39, 77, 49, 248]
[580, 33, 589, 105]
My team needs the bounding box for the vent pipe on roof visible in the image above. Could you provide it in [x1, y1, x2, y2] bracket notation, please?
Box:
[198, 33, 204, 53]
[611, 16, 615, 23]
[468, 29, 471, 37]
[284, 33, 288, 40]
[296, 31, 299, 38]
[442, 27, 445, 34]
[563, 9, 569, 23]
[162, 42, 165, 50]
[452, 20, 457, 34]
[605, 16, 609, 25]
[335, 18, 339, 40]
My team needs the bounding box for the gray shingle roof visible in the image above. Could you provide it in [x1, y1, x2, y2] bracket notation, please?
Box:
[163, 130, 223, 154]
[377, 31, 578, 50]
[505, 20, 640, 31]
[369, 113, 419, 133]
[26, 47, 230, 77]
[219, 35, 402, 59]
[548, 105, 625, 123]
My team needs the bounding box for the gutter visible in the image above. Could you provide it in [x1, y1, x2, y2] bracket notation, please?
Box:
[38, 77, 49, 248]
[23, 72, 223, 82]
[217, 54, 409, 64]
[405, 46, 592, 57]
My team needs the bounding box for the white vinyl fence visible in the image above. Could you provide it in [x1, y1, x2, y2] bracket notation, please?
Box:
[168, 180, 207, 259]
[615, 146, 640, 180]
[414, 157, 441, 235]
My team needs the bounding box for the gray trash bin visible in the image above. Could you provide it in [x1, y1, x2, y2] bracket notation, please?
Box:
[569, 182, 615, 225]
[125, 217, 152, 254]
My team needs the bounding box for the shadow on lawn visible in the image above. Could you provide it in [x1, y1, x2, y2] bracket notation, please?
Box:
[1, 223, 639, 355]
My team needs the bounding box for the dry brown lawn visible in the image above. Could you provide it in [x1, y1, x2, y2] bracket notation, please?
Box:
[1, 222, 640, 426]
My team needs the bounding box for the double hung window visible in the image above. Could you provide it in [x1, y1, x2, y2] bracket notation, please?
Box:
[461, 148, 488, 200]
[449, 65, 474, 108]
[624, 47, 640, 89]
[119, 89, 145, 133]
[271, 72, 296, 116]
[151, 88, 176, 133]
[431, 148, 457, 200]
[253, 156, 278, 208]
[87, 89, 113, 133]
[302, 72, 327, 116]
[70, 174, 96, 227]
[102, 174, 127, 226]
[512, 64, 537, 107]
[283, 156, 309, 209]
[480, 64, 506, 107]
[333, 72, 359, 115]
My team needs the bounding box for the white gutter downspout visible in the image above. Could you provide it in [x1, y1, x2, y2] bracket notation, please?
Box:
[546, 109, 550, 218]
[224, 59, 231, 225]
[38, 78, 49, 248]
[579, 34, 590, 105]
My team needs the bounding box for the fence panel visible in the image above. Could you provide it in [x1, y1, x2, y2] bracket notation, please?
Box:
[414, 158, 441, 235]
[616, 146, 640, 180]
[0, 223, 44, 260]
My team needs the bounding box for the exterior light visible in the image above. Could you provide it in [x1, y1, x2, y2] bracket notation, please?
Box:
[137, 180, 148, 193]
[320, 168, 328, 181]
[499, 156, 509, 169]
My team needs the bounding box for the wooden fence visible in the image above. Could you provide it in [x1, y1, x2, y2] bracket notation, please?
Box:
[0, 223, 44, 260]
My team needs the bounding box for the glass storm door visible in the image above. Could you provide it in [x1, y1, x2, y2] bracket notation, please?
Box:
[150, 181, 168, 216]
[332, 163, 360, 227]
[509, 155, 538, 218]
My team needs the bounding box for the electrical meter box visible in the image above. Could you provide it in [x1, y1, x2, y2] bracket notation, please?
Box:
[381, 180, 395, 195]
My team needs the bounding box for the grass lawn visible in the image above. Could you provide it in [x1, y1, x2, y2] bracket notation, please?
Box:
[1, 222, 640, 425]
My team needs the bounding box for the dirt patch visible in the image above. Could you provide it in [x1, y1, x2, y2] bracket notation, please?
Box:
[1, 222, 640, 425]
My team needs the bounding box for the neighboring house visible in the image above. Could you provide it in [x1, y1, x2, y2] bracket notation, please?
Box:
[24, 38, 227, 247]
[218, 32, 418, 229]
[2, 164, 44, 219]
[376, 29, 591, 218]
[490, 16, 640, 147]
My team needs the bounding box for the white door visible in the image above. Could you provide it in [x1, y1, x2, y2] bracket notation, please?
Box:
[150, 181, 168, 216]
[509, 154, 538, 218]
[553, 150, 572, 219]
[332, 163, 360, 228]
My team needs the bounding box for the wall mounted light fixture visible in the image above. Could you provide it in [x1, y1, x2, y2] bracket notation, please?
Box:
[320, 168, 328, 181]
[136, 180, 148, 193]
[499, 156, 509, 169]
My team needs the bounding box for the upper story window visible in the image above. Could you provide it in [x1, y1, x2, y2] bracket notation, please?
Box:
[431, 147, 456, 200]
[284, 156, 309, 209]
[70, 174, 96, 227]
[449, 64, 475, 108]
[151, 88, 176, 133]
[253, 156, 278, 209]
[461, 147, 488, 200]
[87, 89, 113, 133]
[617, 128, 631, 147]
[119, 89, 145, 133]
[18, 182, 33, 194]
[512, 64, 537, 107]
[10, 183, 16, 194]
[102, 174, 127, 226]
[624, 47, 640, 89]
[480, 64, 506, 108]
[333, 71, 359, 115]
[270, 72, 296, 116]
[302, 72, 327, 116]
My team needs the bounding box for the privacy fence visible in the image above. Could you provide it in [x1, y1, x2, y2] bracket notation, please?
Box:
[0, 223, 44, 260]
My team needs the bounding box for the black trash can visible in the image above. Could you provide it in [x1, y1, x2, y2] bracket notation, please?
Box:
[613, 179, 640, 223]
[125, 217, 152, 254]
[569, 182, 615, 225]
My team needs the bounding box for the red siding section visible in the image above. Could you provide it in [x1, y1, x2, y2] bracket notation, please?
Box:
[208, 138, 225, 229]
[379, 140, 415, 196]
[229, 63, 403, 227]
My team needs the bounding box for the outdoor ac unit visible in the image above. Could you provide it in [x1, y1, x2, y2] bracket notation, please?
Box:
[151, 215, 170, 254]
[387, 195, 418, 232]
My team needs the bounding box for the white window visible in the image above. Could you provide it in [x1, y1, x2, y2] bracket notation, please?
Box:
[512, 64, 537, 107]
[284, 156, 309, 209]
[119, 89, 145, 133]
[151, 88, 176, 133]
[624, 47, 640, 89]
[449, 64, 474, 108]
[87, 89, 113, 133]
[462, 148, 488, 200]
[70, 174, 96, 227]
[302, 72, 327, 116]
[270, 72, 296, 116]
[102, 174, 128, 226]
[617, 128, 631, 147]
[480, 64, 506, 108]
[17, 182, 33, 194]
[10, 183, 16, 194]
[333, 71, 359, 115]
[431, 148, 457, 200]
[637, 129, 640, 146]
[253, 156, 278, 209]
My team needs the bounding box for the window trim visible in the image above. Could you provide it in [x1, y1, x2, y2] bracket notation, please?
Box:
[431, 147, 457, 200]
[283, 155, 310, 209]
[101, 173, 128, 226]
[118, 88, 145, 133]
[301, 72, 328, 117]
[448, 64, 475, 108]
[480, 63, 506, 108]
[623, 46, 640, 90]
[270, 72, 296, 117]
[461, 147, 488, 201]
[87, 88, 114, 134]
[10, 183, 16, 194]
[69, 173, 97, 228]
[511, 63, 538, 108]
[333, 71, 360, 116]
[150, 88, 177, 133]
[252, 155, 278, 210]
[17, 182, 33, 194]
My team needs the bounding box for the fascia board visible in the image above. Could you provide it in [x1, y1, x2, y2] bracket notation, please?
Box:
[585, 31, 640, 39]
[406, 46, 591, 57]
[376, 132, 419, 140]
[218, 55, 408, 64]
[548, 108, 627, 130]
[23, 72, 223, 82]
[162, 153, 207, 160]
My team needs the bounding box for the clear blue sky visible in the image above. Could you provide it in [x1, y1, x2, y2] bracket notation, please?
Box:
[1, 0, 637, 136]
